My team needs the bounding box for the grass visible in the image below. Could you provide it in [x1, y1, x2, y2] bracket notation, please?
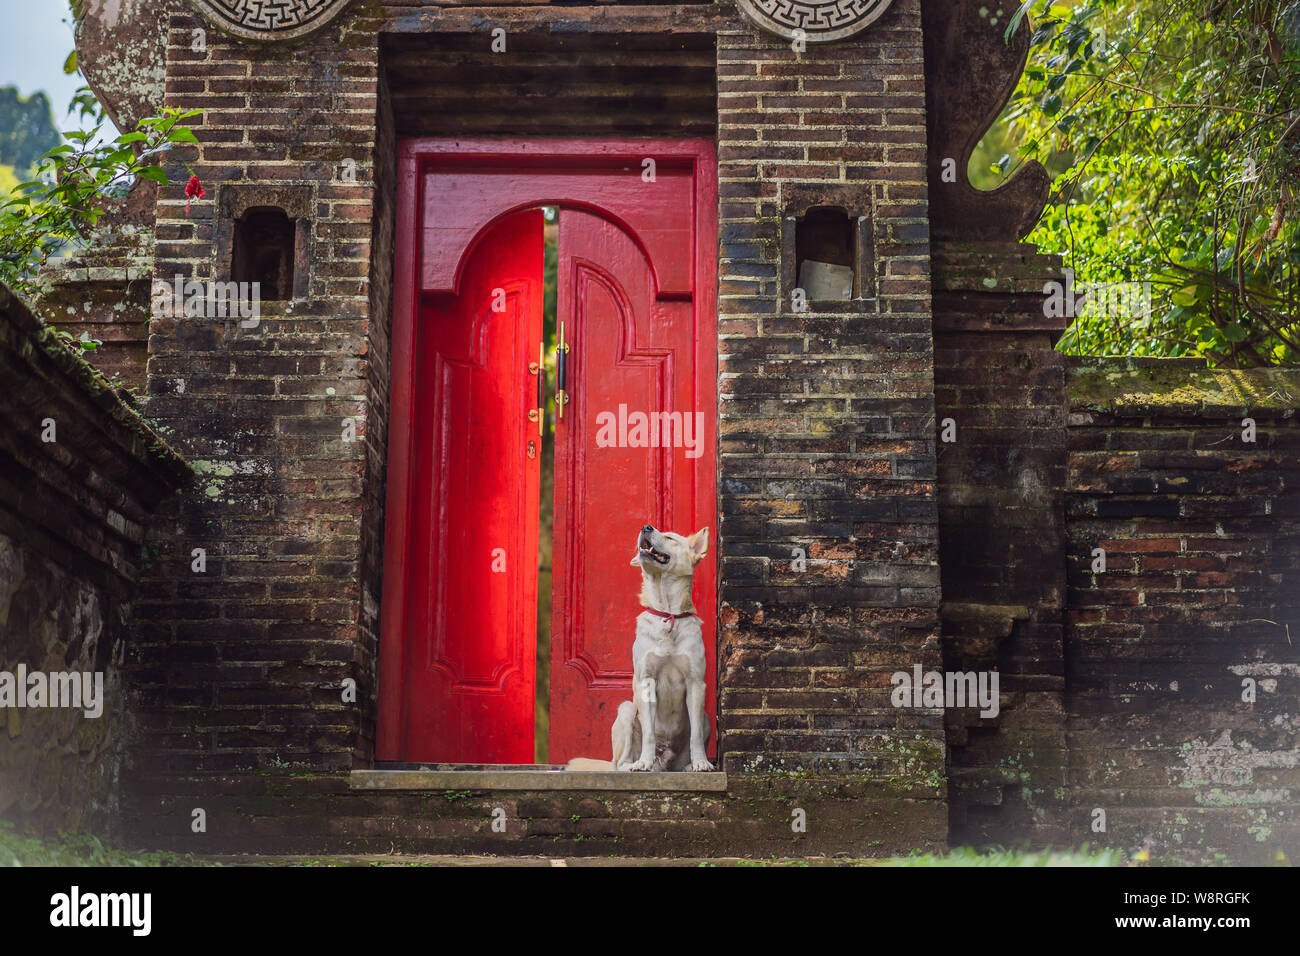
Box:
[0, 821, 216, 867]
[870, 845, 1126, 867]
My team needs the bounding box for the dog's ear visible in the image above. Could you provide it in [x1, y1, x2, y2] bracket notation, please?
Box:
[687, 527, 709, 563]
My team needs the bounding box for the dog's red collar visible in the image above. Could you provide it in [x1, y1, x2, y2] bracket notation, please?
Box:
[642, 608, 696, 631]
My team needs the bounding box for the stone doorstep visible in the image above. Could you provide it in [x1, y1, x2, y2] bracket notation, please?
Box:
[350, 768, 728, 792]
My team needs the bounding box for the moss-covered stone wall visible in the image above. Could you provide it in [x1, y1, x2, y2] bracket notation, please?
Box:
[1064, 356, 1300, 864]
[0, 284, 188, 836]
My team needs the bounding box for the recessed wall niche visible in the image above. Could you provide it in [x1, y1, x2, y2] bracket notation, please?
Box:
[797, 207, 855, 300]
[781, 186, 876, 308]
[215, 184, 313, 301]
[232, 207, 296, 299]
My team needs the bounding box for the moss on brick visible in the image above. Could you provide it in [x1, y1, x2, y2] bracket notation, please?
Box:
[1066, 356, 1300, 418]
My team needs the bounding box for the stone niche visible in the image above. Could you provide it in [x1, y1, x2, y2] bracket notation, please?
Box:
[781, 184, 876, 307]
[214, 185, 313, 301]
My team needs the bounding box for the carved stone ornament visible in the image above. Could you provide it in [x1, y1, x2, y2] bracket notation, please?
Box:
[188, 0, 355, 41]
[923, 0, 1053, 240]
[735, 0, 896, 43]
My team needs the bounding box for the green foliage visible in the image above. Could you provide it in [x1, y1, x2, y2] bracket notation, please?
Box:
[0, 90, 199, 298]
[994, 0, 1299, 366]
[50, 323, 102, 354]
[0, 820, 213, 867]
[0, 87, 61, 174]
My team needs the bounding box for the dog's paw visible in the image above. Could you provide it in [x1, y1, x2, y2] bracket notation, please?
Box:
[625, 759, 652, 772]
[689, 758, 715, 772]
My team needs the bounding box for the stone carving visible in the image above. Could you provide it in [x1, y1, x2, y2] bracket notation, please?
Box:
[189, 0, 354, 41]
[736, 0, 896, 43]
[923, 0, 1053, 241]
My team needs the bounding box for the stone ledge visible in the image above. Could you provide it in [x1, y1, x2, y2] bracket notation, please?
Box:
[1066, 356, 1300, 418]
[0, 281, 190, 482]
[350, 768, 728, 792]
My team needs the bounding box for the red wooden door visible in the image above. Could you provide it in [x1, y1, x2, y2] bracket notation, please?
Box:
[392, 209, 544, 762]
[548, 207, 717, 763]
[379, 141, 717, 766]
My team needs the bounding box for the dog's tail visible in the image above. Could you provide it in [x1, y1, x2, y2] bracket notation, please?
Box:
[564, 758, 618, 771]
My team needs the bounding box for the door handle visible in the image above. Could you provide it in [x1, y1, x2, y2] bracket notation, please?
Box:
[555, 320, 570, 420]
[528, 342, 543, 437]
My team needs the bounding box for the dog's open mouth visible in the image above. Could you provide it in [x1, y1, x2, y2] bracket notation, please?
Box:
[639, 546, 670, 565]
[638, 537, 670, 565]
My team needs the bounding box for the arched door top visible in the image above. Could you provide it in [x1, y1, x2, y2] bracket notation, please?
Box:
[406, 138, 715, 298]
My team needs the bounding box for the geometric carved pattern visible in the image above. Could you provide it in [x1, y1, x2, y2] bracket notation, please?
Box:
[736, 0, 895, 42]
[188, 0, 354, 41]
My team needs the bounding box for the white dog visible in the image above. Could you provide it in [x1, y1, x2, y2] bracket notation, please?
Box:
[566, 525, 714, 772]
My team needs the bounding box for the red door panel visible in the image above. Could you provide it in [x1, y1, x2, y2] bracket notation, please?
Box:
[549, 208, 717, 764]
[387, 209, 543, 762]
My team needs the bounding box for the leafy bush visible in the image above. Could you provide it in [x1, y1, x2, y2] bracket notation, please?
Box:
[996, 0, 1299, 366]
[0, 91, 199, 299]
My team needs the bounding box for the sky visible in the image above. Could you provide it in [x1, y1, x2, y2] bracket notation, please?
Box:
[0, 1, 100, 133]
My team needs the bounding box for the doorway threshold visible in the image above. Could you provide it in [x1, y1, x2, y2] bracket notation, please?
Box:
[351, 765, 727, 792]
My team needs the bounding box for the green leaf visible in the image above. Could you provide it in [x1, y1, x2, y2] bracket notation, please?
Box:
[137, 166, 168, 184]
[63, 50, 78, 75]
[1006, 0, 1037, 42]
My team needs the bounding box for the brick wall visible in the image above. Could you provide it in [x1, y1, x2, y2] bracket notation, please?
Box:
[1065, 357, 1300, 863]
[130, 8, 387, 775]
[34, 181, 161, 395]
[715, 0, 945, 794]
[355, 59, 396, 766]
[382, 31, 717, 137]
[931, 241, 1070, 846]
